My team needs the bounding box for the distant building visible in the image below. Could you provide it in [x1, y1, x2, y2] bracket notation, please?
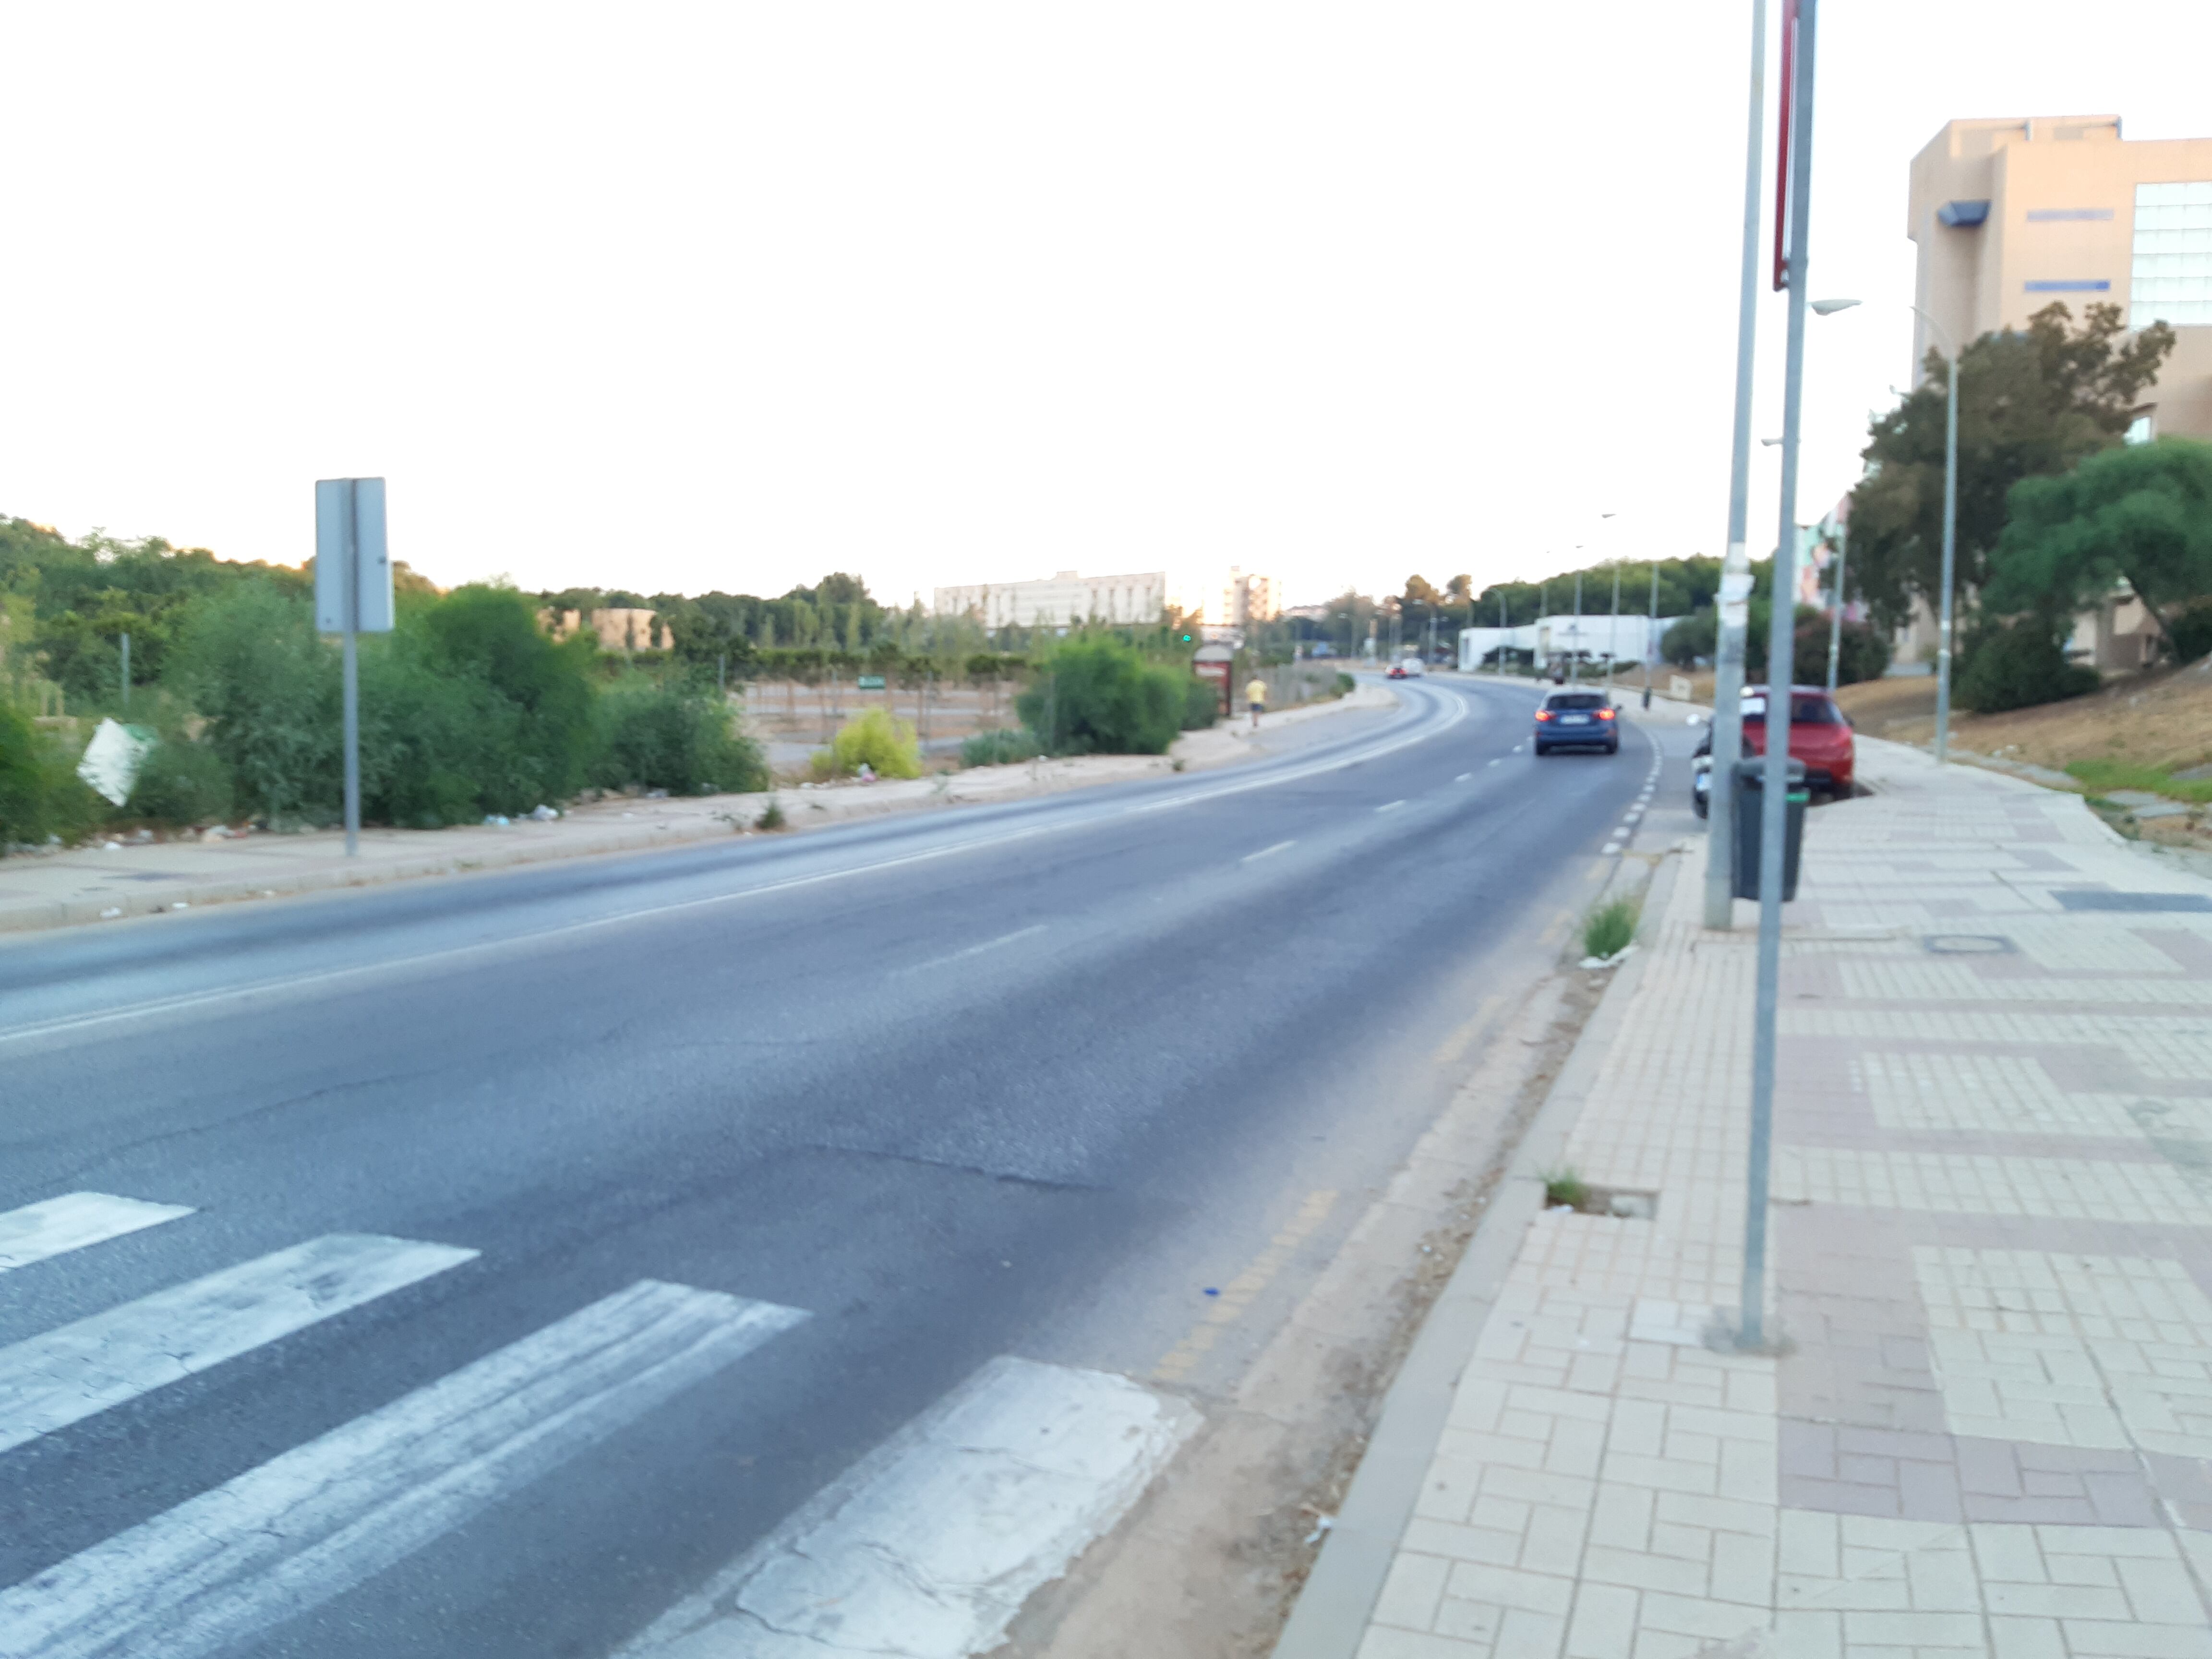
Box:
[930, 567, 1281, 632]
[1903, 114, 2211, 670]
[1910, 114, 2212, 437]
[541, 607, 662, 651]
[1459, 615, 1685, 673]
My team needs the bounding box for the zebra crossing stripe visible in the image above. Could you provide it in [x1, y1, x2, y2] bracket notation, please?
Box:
[0, 1233, 476, 1455]
[618, 1355, 1197, 1658]
[0, 1193, 194, 1273]
[0, 1279, 806, 1659]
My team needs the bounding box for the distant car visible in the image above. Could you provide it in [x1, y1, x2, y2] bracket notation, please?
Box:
[1533, 689, 1618, 755]
[1690, 685, 1855, 816]
[1386, 656, 1424, 679]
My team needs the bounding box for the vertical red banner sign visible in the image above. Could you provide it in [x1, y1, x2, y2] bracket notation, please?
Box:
[1773, 0, 1798, 290]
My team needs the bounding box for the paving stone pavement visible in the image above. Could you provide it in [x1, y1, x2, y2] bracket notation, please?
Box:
[1348, 738, 2212, 1659]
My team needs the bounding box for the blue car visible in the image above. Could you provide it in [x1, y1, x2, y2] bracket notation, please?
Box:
[1533, 689, 1619, 755]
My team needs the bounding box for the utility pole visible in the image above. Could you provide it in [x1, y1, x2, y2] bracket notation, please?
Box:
[1740, 0, 1820, 1354]
[1825, 521, 1848, 693]
[1706, 0, 1768, 931]
[119, 632, 130, 711]
[1643, 561, 1659, 709]
[1606, 565, 1622, 696]
[1570, 572, 1583, 686]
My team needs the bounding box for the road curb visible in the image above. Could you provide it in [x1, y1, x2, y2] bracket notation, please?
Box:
[1270, 850, 1684, 1659]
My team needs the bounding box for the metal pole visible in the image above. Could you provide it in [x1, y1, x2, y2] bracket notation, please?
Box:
[1742, 0, 1818, 1352]
[1707, 0, 1767, 931]
[342, 480, 362, 858]
[1825, 523, 1848, 692]
[1607, 565, 1622, 695]
[1935, 343, 1959, 762]
[120, 632, 130, 711]
[1570, 572, 1583, 686]
[1643, 562, 1658, 709]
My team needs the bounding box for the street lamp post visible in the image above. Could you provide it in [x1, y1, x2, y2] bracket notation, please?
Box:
[1739, 0, 1821, 1354]
[1705, 0, 1770, 932]
[1918, 308, 1962, 764]
[1809, 298, 1959, 756]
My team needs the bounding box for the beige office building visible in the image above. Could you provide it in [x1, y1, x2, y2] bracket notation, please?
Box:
[931, 566, 1280, 631]
[1910, 115, 2212, 436]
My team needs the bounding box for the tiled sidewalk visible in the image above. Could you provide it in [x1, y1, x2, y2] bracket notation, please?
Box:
[1347, 739, 2212, 1658]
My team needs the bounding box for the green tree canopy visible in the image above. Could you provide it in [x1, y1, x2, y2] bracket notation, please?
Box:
[1986, 437, 2212, 654]
[1847, 302, 2174, 632]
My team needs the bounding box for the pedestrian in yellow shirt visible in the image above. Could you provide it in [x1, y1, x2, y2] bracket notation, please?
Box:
[1245, 676, 1267, 730]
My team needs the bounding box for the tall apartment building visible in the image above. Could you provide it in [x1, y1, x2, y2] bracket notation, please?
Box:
[931, 567, 1280, 632]
[1910, 115, 2212, 436]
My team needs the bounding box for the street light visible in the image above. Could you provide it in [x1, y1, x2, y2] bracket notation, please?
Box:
[1811, 295, 1961, 761]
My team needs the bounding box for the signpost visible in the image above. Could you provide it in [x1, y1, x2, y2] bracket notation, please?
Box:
[855, 674, 887, 691]
[314, 479, 394, 857]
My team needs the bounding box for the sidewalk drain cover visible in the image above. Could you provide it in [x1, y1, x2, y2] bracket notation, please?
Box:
[1923, 934, 2014, 955]
[2054, 890, 2212, 913]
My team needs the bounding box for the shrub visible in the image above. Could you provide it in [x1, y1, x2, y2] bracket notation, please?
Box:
[1015, 638, 1184, 755]
[1335, 672, 1356, 697]
[1180, 675, 1221, 730]
[2164, 598, 2212, 666]
[0, 703, 106, 849]
[125, 738, 235, 827]
[591, 673, 766, 794]
[1957, 618, 2099, 713]
[961, 727, 1043, 767]
[827, 707, 922, 779]
[166, 579, 340, 825]
[1583, 897, 1638, 960]
[756, 795, 787, 830]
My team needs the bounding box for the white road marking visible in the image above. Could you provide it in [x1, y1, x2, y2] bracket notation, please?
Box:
[1487, 759, 1502, 767]
[1455, 772, 1471, 782]
[1602, 842, 1624, 855]
[1376, 800, 1405, 813]
[898, 923, 1047, 974]
[0, 1233, 476, 1455]
[1241, 840, 1297, 864]
[0, 1193, 193, 1274]
[1, 689, 1473, 1050]
[0, 1280, 806, 1659]
[617, 1355, 1198, 1659]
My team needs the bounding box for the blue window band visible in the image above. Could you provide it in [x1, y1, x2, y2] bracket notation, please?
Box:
[2025, 279, 2111, 291]
[2026, 208, 2114, 221]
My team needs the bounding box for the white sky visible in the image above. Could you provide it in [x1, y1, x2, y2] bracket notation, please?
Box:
[5, 3, 2209, 608]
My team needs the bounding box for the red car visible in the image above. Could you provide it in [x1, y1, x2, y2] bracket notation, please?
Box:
[1740, 684, 1855, 796]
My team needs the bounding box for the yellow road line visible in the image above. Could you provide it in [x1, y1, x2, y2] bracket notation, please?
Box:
[1152, 1189, 1339, 1385]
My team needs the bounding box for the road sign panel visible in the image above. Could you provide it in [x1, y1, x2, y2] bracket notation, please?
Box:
[314, 478, 394, 635]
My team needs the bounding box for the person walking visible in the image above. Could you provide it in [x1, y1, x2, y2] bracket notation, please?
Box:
[1245, 674, 1268, 731]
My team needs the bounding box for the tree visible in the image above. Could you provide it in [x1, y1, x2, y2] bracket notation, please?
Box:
[1847, 302, 2175, 633]
[1985, 438, 2212, 659]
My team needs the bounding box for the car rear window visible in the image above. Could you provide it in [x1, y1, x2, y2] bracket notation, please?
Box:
[1740, 693, 1841, 725]
[1546, 694, 1606, 710]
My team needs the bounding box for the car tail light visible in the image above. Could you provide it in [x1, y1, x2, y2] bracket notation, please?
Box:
[1534, 709, 1553, 721]
[1596, 708, 1616, 721]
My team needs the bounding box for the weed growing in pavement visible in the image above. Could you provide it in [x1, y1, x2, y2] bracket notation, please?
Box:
[1542, 1168, 1591, 1212]
[755, 796, 787, 831]
[1582, 897, 1638, 962]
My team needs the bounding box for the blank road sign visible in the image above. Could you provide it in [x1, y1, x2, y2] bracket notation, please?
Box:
[315, 478, 394, 634]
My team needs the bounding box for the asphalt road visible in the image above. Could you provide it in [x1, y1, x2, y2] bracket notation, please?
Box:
[0, 674, 1688, 1659]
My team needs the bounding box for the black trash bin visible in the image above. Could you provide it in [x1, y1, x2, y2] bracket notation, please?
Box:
[1731, 757, 1807, 902]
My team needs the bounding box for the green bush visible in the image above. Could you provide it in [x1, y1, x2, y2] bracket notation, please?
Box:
[1335, 672, 1356, 697]
[2164, 598, 2212, 665]
[1957, 618, 2099, 713]
[0, 704, 106, 849]
[166, 579, 340, 825]
[1015, 638, 1185, 755]
[1180, 675, 1221, 730]
[825, 707, 922, 779]
[1583, 897, 1638, 960]
[961, 727, 1043, 766]
[591, 673, 766, 795]
[125, 738, 235, 827]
